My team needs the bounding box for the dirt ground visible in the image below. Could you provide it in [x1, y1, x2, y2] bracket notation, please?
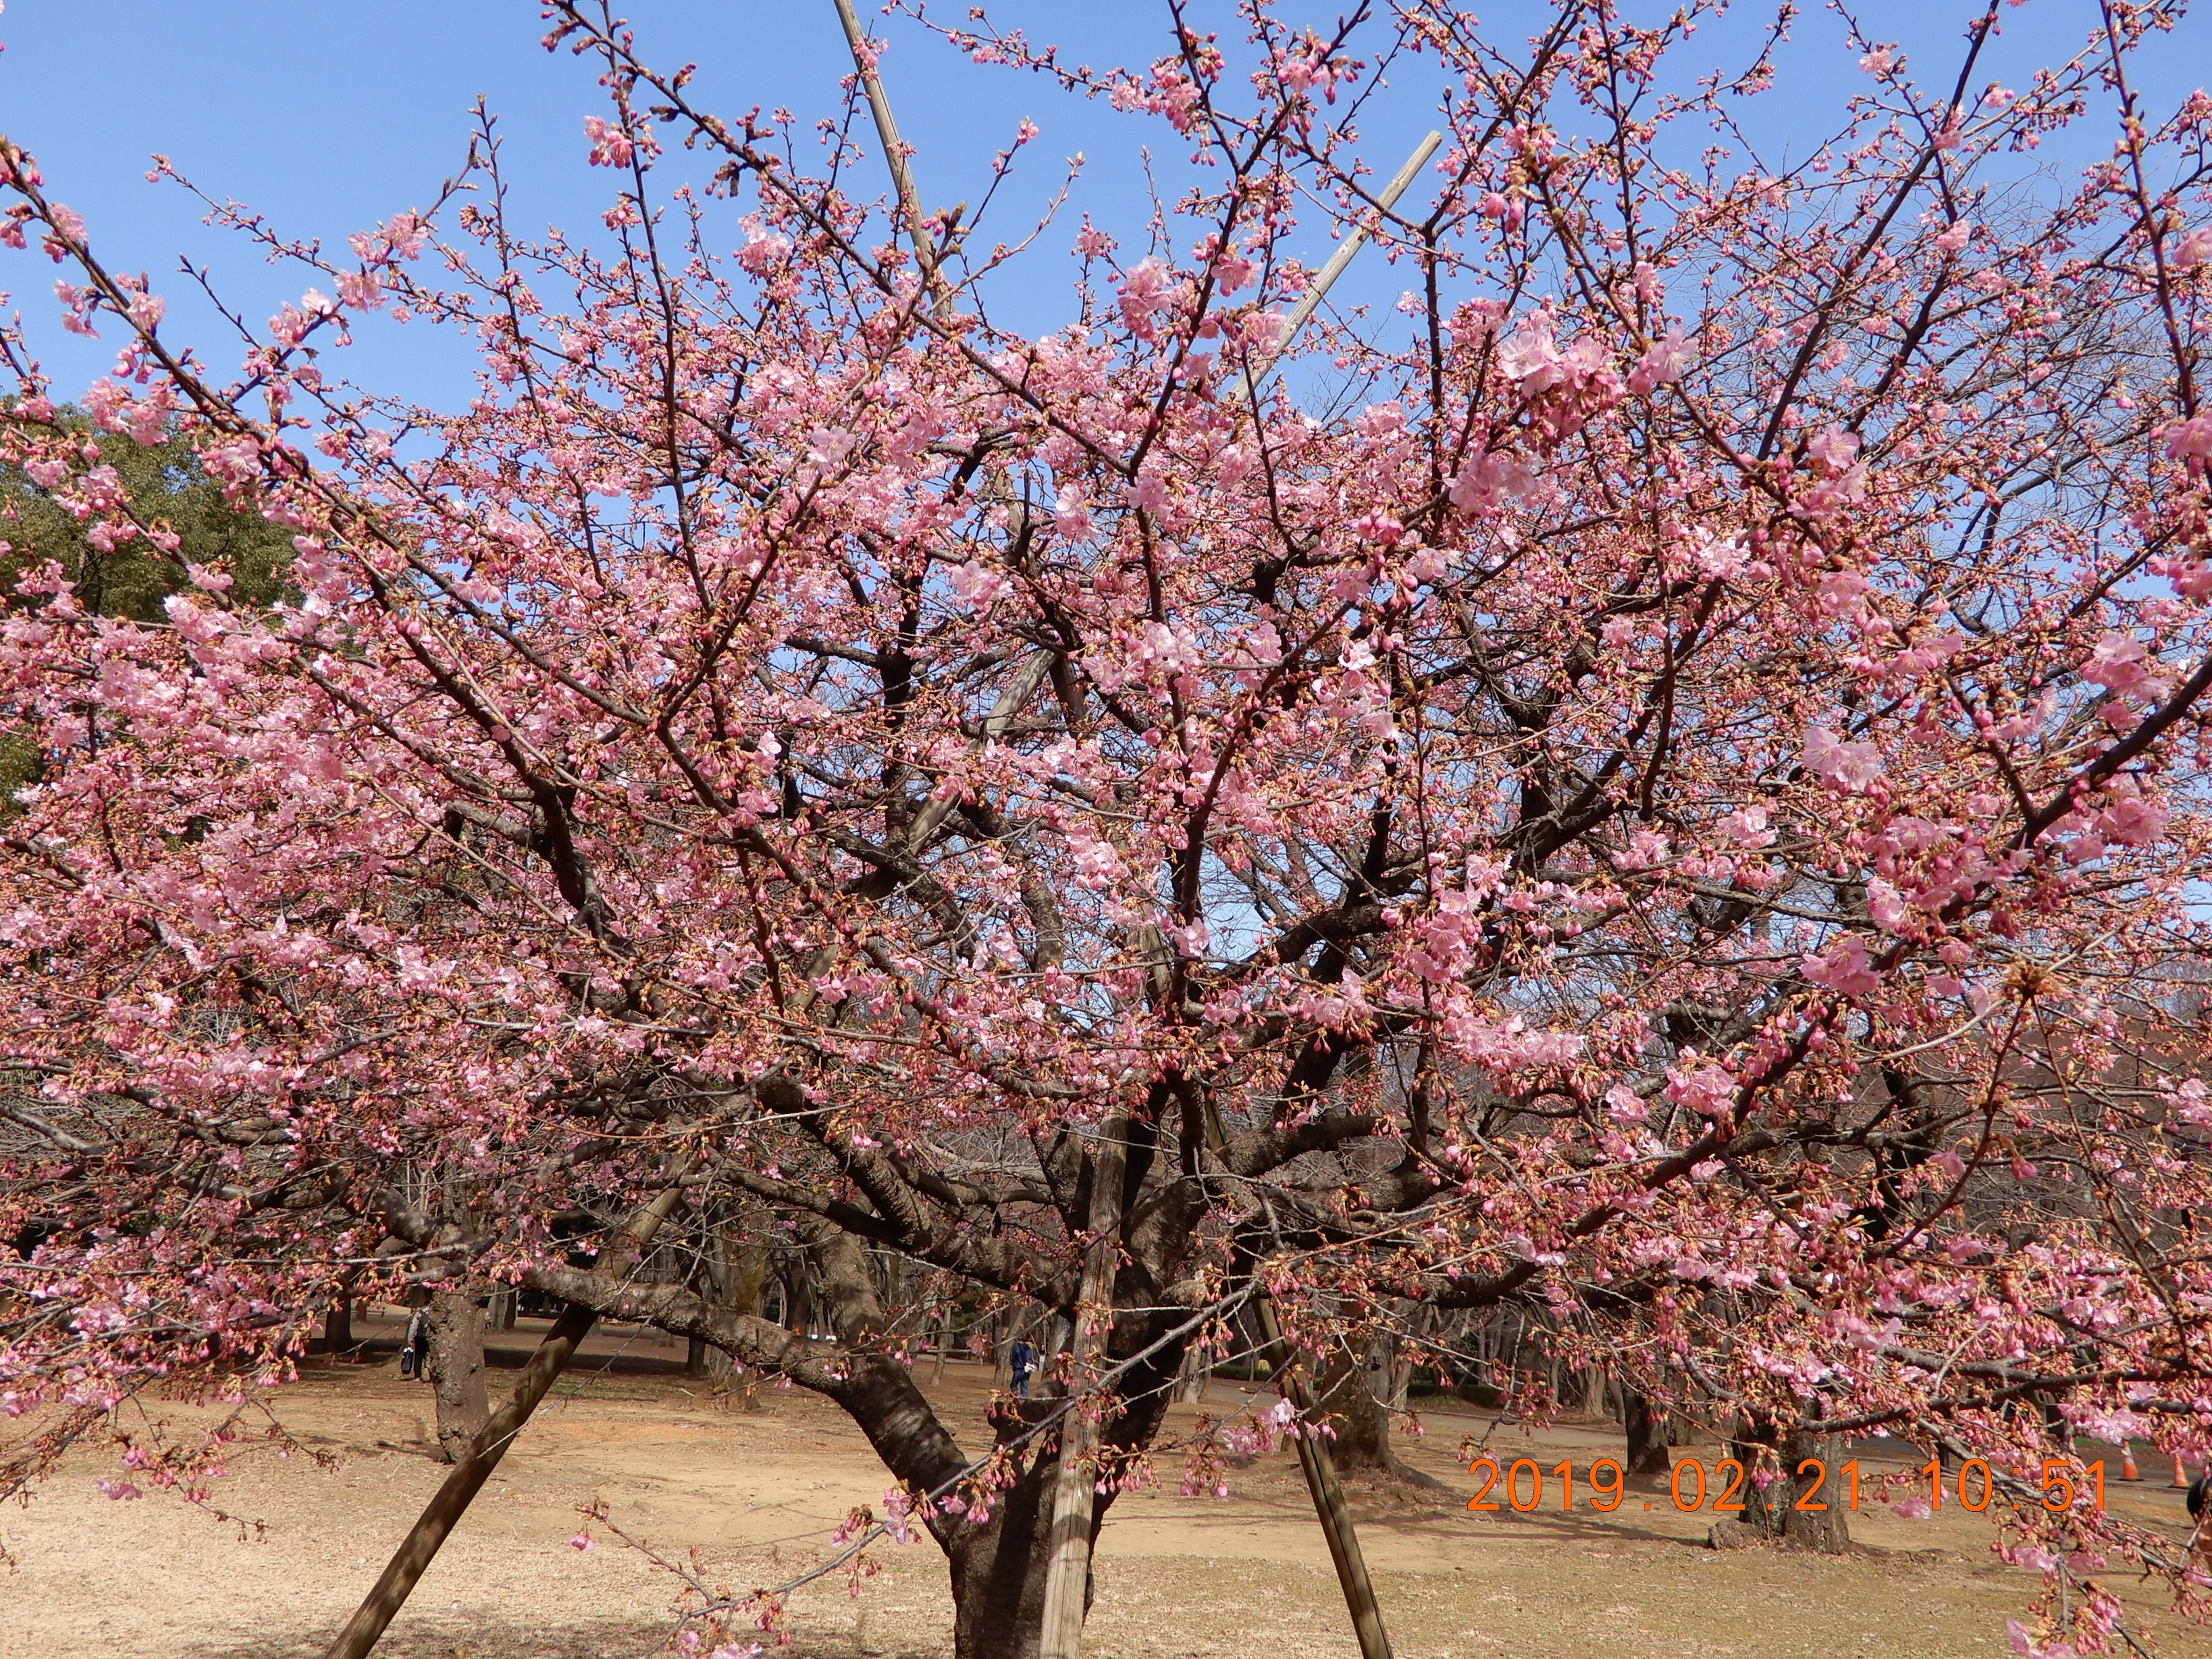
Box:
[5, 1317, 2210, 1658]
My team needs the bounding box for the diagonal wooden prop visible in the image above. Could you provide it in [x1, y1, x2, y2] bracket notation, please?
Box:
[1248, 130, 1444, 388]
[1034, 1109, 1129, 1656]
[1211, 137, 1444, 1659]
[1201, 1107, 1395, 1659]
[324, 1169, 694, 1659]
[831, 0, 954, 315]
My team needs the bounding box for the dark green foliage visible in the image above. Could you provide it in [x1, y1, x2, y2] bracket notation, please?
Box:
[0, 729, 34, 817]
[0, 410, 294, 814]
[1, 409, 292, 621]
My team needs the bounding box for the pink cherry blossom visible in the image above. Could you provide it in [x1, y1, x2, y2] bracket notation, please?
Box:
[582, 115, 634, 168]
[2, 11, 2210, 1652]
[1803, 725, 1883, 792]
[1803, 934, 1882, 997]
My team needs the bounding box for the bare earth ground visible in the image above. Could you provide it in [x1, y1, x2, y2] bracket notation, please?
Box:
[6, 1317, 2210, 1659]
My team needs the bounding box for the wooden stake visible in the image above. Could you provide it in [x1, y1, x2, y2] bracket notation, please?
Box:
[1254, 1298, 1392, 1659]
[324, 1304, 596, 1659]
[1223, 151, 1458, 1645]
[1248, 130, 1442, 387]
[1036, 1111, 1130, 1657]
[325, 1171, 693, 1659]
[830, 0, 953, 313]
[1195, 1097, 1393, 1659]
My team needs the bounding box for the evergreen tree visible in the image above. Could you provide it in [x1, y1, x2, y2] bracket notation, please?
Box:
[1, 409, 292, 812]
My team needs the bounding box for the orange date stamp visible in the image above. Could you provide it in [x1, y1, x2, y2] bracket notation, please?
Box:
[1465, 1456, 2110, 1514]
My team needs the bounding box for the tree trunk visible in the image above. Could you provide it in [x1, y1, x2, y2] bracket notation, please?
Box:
[708, 1232, 765, 1387]
[939, 1434, 1099, 1659]
[781, 1192, 1167, 1659]
[1174, 1342, 1207, 1404]
[785, 1260, 815, 1338]
[1623, 1388, 1673, 1484]
[730, 1240, 765, 1318]
[321, 1296, 352, 1356]
[1716, 1418, 1850, 1553]
[1029, 1312, 1073, 1398]
[1727, 1416, 1786, 1536]
[426, 1291, 490, 1464]
[883, 1248, 907, 1323]
[1320, 1333, 1396, 1474]
[931, 1298, 954, 1384]
[1776, 1427, 1849, 1552]
[1036, 1107, 1128, 1658]
[1581, 1365, 1608, 1421]
[936, 1310, 1187, 1659]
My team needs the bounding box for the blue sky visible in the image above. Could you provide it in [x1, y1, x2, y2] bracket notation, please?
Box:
[1, 2, 2205, 415]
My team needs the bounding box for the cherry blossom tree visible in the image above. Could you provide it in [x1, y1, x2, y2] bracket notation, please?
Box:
[7, 3, 2212, 1654]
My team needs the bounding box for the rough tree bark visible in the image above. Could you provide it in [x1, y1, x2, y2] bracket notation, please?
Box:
[931, 1295, 955, 1384]
[787, 1261, 816, 1339]
[776, 1203, 1184, 1659]
[1776, 1426, 1851, 1552]
[725, 1239, 768, 1405]
[1711, 1417, 1851, 1554]
[1173, 1344, 1201, 1403]
[1036, 1107, 1128, 1657]
[321, 1296, 352, 1357]
[1623, 1388, 1673, 1485]
[1320, 1333, 1397, 1474]
[683, 1230, 715, 1377]
[702, 1230, 766, 1384]
[1030, 1312, 1074, 1399]
[425, 1290, 490, 1464]
[934, 1340, 1184, 1659]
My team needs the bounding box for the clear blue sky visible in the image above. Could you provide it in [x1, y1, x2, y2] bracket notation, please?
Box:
[1, 2, 2204, 414]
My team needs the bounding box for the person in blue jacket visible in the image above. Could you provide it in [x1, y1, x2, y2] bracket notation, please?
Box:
[1009, 1336, 1036, 1398]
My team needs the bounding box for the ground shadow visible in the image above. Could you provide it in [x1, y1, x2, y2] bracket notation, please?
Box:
[186, 1621, 944, 1659]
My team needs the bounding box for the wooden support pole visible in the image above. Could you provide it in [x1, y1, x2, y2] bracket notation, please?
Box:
[829, 0, 953, 313]
[324, 1304, 596, 1659]
[1207, 142, 1446, 1650]
[1195, 1094, 1392, 1659]
[1254, 1297, 1392, 1659]
[1248, 130, 1442, 386]
[325, 1171, 693, 1659]
[805, 50, 1431, 1649]
[1036, 1111, 1129, 1658]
